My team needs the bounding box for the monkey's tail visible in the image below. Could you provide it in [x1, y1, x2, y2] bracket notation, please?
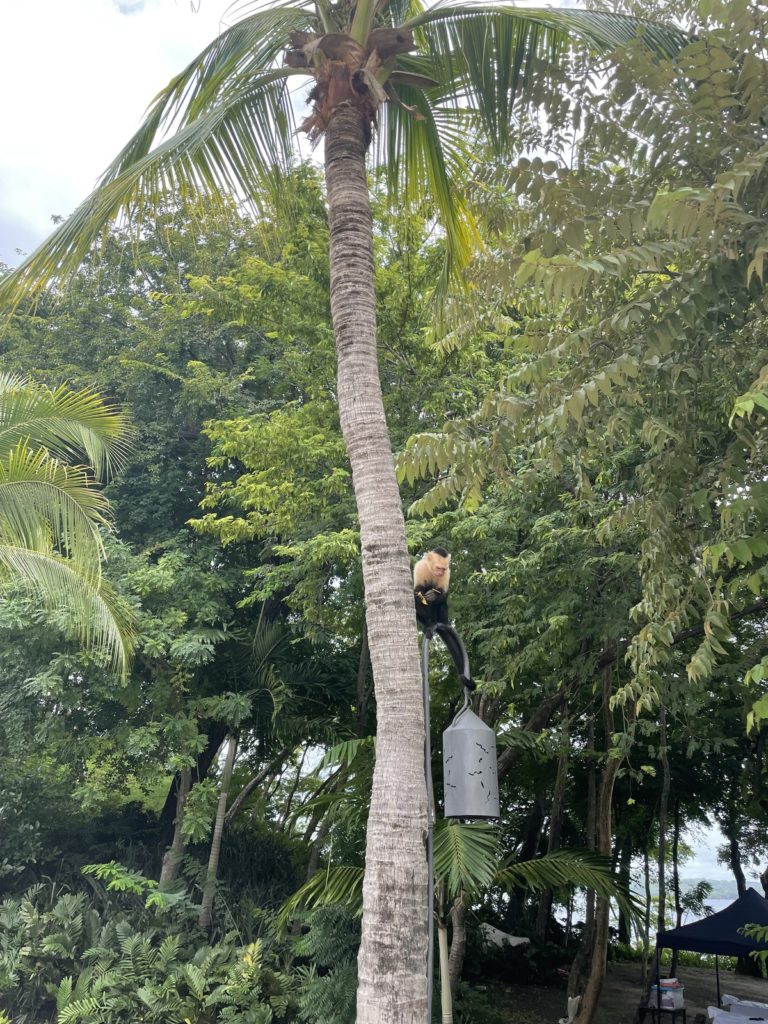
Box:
[433, 623, 476, 691]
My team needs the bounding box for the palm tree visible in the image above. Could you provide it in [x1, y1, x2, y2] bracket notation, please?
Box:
[0, 5, 684, 1017]
[279, 825, 642, 1022]
[0, 372, 133, 677]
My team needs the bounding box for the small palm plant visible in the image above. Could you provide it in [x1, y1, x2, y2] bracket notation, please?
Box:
[0, 373, 134, 677]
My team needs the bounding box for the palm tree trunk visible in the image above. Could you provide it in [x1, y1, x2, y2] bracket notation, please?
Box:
[436, 880, 454, 1024]
[356, 623, 371, 736]
[573, 758, 622, 1024]
[198, 733, 237, 930]
[324, 103, 428, 1024]
[438, 920, 452, 1024]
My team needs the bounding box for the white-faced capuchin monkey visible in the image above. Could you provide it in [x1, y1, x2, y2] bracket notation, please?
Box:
[413, 548, 451, 630]
[413, 547, 475, 690]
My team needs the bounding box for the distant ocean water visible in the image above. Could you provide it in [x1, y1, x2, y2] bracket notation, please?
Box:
[555, 895, 742, 932]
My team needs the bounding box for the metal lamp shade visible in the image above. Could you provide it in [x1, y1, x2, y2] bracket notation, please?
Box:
[442, 706, 500, 820]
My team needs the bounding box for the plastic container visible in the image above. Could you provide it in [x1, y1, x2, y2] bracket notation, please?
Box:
[651, 984, 685, 1010]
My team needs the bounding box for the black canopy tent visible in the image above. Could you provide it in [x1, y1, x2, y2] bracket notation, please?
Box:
[656, 888, 768, 1008]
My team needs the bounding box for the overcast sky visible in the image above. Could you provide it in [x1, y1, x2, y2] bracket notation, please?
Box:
[0, 0, 244, 267]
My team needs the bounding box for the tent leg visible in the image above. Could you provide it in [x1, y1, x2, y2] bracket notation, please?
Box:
[716, 954, 721, 1008]
[656, 947, 662, 1021]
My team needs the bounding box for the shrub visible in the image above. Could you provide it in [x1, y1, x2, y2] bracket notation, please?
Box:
[0, 875, 300, 1024]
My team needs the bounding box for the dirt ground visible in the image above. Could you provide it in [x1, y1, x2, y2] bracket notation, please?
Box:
[496, 963, 768, 1023]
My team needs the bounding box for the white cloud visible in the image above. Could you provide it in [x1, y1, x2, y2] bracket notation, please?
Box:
[0, 0, 238, 264]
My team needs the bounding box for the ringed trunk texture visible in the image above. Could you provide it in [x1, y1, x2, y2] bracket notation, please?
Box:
[325, 103, 428, 1024]
[198, 734, 237, 930]
[437, 920, 453, 1024]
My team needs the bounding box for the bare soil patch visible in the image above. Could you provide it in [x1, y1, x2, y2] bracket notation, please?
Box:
[491, 963, 768, 1023]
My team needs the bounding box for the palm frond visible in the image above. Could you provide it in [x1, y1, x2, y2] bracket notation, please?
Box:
[402, 5, 688, 155]
[318, 736, 373, 770]
[496, 849, 643, 924]
[103, 3, 316, 179]
[0, 546, 135, 679]
[250, 617, 292, 674]
[378, 82, 480, 282]
[379, 0, 426, 31]
[0, 443, 110, 570]
[0, 373, 129, 478]
[0, 67, 307, 308]
[433, 821, 499, 898]
[277, 865, 364, 931]
[406, 4, 687, 55]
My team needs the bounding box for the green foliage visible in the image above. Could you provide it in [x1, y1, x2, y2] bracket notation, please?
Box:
[0, 374, 134, 676]
[496, 851, 642, 924]
[0, 2, 764, 1004]
[0, 878, 300, 1024]
[277, 867, 364, 930]
[294, 908, 359, 1024]
[744, 924, 768, 965]
[434, 822, 499, 899]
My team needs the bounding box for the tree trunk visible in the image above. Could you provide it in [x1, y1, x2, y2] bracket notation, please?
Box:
[356, 622, 371, 736]
[568, 717, 596, 1002]
[438, 921, 452, 1024]
[634, 837, 654, 1024]
[728, 832, 747, 897]
[325, 104, 428, 1024]
[509, 793, 546, 925]
[435, 880, 454, 1024]
[159, 766, 190, 889]
[224, 746, 291, 827]
[535, 713, 570, 943]
[616, 838, 633, 946]
[573, 670, 629, 1024]
[280, 746, 308, 829]
[573, 758, 622, 1024]
[448, 894, 468, 997]
[198, 734, 237, 930]
[670, 799, 682, 977]
[158, 721, 227, 844]
[657, 701, 670, 938]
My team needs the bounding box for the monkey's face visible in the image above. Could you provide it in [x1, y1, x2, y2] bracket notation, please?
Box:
[429, 554, 450, 579]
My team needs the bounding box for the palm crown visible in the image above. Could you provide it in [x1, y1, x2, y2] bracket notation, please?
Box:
[0, 1, 684, 306]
